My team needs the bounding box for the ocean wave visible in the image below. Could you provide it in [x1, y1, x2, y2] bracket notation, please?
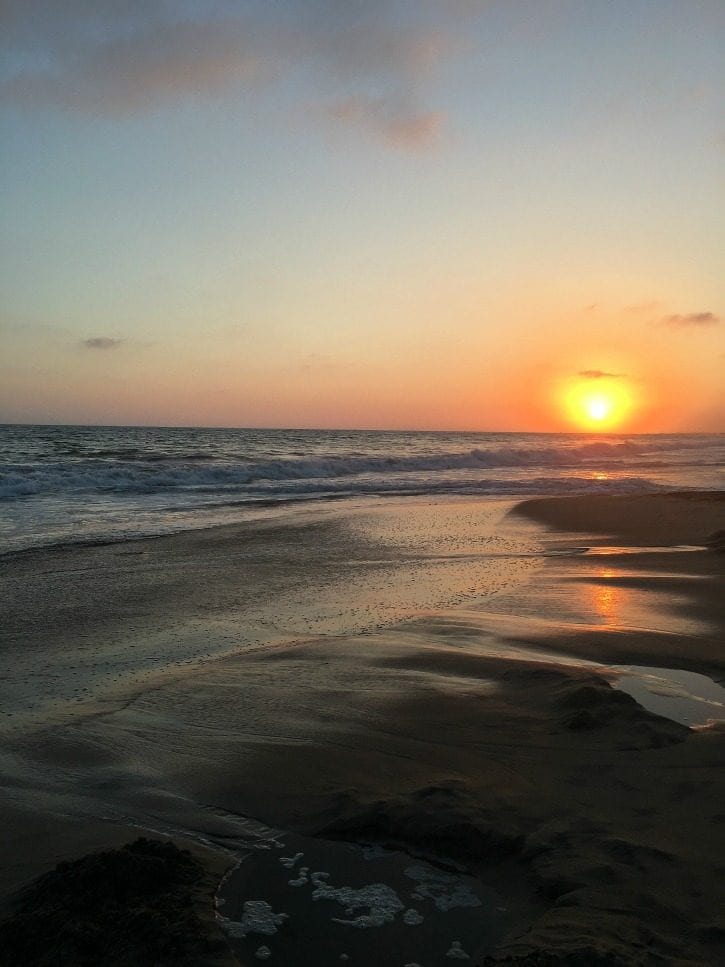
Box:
[95, 448, 219, 462]
[0, 441, 665, 500]
[77, 439, 647, 464]
[174, 474, 669, 506]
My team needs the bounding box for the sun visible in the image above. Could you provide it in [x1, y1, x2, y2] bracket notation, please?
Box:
[586, 395, 611, 423]
[562, 378, 633, 431]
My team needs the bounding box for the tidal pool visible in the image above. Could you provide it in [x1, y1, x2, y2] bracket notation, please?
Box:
[610, 665, 725, 727]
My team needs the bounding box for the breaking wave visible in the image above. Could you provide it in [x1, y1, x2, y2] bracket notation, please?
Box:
[0, 440, 668, 500]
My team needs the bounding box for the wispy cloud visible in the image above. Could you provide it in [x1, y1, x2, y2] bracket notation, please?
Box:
[0, 1, 462, 148]
[661, 311, 720, 328]
[15, 22, 264, 116]
[578, 369, 628, 380]
[82, 337, 123, 350]
[323, 95, 443, 149]
[624, 301, 660, 315]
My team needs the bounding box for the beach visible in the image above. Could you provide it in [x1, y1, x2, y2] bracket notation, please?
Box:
[1, 489, 724, 964]
[4, 0, 724, 958]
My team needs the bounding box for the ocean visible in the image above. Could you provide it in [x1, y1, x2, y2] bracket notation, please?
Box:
[0, 424, 722, 554]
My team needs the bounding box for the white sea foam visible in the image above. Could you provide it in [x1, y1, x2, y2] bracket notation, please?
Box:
[446, 940, 470, 959]
[288, 867, 309, 887]
[311, 877, 405, 928]
[403, 908, 424, 925]
[404, 865, 482, 913]
[224, 900, 288, 939]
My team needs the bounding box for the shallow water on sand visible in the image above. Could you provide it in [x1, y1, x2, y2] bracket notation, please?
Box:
[0, 498, 540, 729]
[1, 492, 723, 930]
[610, 665, 725, 727]
[219, 832, 507, 967]
[2, 495, 722, 739]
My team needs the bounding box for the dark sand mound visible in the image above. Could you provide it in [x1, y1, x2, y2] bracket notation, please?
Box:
[480, 952, 629, 966]
[212, 657, 716, 965]
[0, 839, 233, 967]
[513, 492, 725, 546]
[706, 529, 725, 552]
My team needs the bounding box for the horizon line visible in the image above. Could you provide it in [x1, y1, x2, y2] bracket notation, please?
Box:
[0, 421, 721, 436]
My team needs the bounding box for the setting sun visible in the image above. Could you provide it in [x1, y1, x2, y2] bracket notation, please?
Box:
[562, 378, 634, 431]
[586, 396, 611, 423]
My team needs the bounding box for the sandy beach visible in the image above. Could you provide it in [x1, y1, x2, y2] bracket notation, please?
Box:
[1, 492, 724, 965]
[4, 0, 723, 959]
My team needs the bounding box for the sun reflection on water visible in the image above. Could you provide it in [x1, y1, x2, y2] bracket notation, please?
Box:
[586, 567, 631, 627]
[579, 564, 708, 637]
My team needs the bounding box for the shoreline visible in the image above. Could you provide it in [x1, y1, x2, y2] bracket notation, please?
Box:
[2, 491, 724, 964]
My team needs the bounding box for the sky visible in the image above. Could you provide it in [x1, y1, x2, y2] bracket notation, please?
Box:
[1, 0, 723, 432]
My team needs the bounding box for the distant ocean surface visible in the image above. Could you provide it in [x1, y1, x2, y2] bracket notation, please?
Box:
[1, 425, 723, 554]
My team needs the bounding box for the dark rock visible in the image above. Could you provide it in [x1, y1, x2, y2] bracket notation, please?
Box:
[0, 838, 230, 967]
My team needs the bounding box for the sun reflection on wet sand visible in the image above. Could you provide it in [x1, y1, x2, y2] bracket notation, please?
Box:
[589, 568, 620, 624]
[564, 561, 711, 637]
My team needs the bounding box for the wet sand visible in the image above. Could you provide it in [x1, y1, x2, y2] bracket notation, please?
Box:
[1, 493, 724, 964]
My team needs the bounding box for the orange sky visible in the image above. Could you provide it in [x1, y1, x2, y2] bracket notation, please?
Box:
[1, 2, 723, 431]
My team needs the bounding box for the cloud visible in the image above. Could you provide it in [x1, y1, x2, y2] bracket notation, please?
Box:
[661, 311, 720, 328]
[0, 1, 461, 148]
[82, 337, 123, 350]
[624, 301, 660, 315]
[323, 95, 443, 148]
[19, 22, 263, 116]
[578, 369, 628, 380]
[0, 10, 268, 115]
